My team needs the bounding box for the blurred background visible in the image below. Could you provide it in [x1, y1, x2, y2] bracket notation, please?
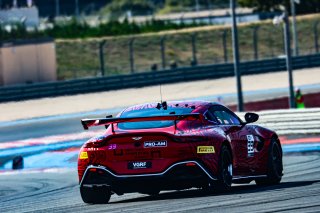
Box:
[0, 0, 319, 83]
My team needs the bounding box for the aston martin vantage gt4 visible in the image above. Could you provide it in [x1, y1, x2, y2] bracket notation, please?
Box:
[78, 101, 283, 204]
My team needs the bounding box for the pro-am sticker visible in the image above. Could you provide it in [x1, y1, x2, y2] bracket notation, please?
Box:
[144, 140, 167, 148]
[197, 146, 215, 154]
[247, 135, 254, 157]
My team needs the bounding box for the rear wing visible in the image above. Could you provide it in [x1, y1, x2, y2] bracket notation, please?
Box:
[81, 113, 203, 131]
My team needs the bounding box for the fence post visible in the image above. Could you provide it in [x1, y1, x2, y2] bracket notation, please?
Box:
[268, 32, 274, 58]
[191, 33, 197, 66]
[282, 26, 286, 55]
[73, 69, 77, 79]
[75, 0, 79, 20]
[180, 14, 185, 25]
[314, 21, 319, 53]
[160, 36, 166, 69]
[99, 40, 106, 76]
[253, 26, 259, 60]
[129, 38, 135, 74]
[208, 12, 213, 25]
[55, 0, 60, 17]
[222, 29, 228, 63]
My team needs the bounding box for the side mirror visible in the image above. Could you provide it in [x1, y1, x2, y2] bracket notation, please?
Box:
[244, 112, 259, 124]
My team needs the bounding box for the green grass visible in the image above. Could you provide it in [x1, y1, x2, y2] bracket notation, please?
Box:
[56, 14, 320, 80]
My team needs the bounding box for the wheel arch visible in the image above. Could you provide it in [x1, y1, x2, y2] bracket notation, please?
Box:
[271, 133, 283, 155]
[221, 140, 233, 162]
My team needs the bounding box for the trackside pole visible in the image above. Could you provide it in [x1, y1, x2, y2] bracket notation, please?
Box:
[231, 0, 244, 112]
[283, 11, 296, 108]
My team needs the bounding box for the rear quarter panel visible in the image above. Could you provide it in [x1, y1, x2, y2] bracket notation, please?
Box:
[245, 124, 278, 175]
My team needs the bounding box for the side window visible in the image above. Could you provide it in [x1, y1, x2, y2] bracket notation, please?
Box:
[221, 111, 241, 125]
[230, 113, 242, 125]
[204, 111, 218, 123]
[212, 111, 225, 124]
[209, 105, 242, 125]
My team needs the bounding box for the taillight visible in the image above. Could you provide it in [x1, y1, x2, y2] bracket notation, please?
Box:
[83, 141, 105, 148]
[83, 135, 108, 148]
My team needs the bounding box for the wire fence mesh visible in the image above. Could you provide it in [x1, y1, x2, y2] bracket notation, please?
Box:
[56, 18, 320, 80]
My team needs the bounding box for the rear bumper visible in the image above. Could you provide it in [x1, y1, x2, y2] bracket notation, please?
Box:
[80, 161, 217, 194]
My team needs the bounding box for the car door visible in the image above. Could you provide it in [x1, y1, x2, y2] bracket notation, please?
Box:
[242, 124, 267, 176]
[208, 105, 253, 177]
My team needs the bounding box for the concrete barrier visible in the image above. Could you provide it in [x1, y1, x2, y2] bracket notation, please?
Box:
[229, 91, 320, 111]
[237, 108, 320, 135]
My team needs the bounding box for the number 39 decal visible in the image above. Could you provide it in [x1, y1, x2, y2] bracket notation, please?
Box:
[108, 144, 117, 150]
[247, 135, 254, 157]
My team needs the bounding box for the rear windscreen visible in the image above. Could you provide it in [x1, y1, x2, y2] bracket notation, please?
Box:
[118, 107, 193, 130]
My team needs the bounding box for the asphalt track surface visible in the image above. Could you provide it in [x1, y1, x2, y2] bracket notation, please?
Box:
[0, 70, 319, 212]
[0, 154, 319, 213]
[0, 117, 86, 142]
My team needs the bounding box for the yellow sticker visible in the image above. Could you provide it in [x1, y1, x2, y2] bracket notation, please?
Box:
[197, 146, 215, 154]
[79, 151, 88, 159]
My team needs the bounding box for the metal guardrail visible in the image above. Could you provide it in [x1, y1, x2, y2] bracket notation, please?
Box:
[0, 53, 320, 103]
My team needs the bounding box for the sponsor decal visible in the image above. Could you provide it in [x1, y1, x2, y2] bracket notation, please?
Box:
[144, 140, 167, 148]
[128, 161, 152, 169]
[197, 146, 215, 154]
[79, 151, 88, 159]
[247, 135, 255, 157]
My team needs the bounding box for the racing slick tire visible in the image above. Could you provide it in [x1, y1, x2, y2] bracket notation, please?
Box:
[255, 138, 283, 186]
[80, 186, 111, 204]
[205, 145, 232, 193]
[216, 145, 233, 191]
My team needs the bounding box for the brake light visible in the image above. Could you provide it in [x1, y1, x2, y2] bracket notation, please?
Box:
[83, 141, 105, 148]
[186, 162, 196, 167]
[83, 135, 108, 148]
[89, 168, 104, 174]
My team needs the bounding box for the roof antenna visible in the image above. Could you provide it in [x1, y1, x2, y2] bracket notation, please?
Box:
[160, 84, 163, 103]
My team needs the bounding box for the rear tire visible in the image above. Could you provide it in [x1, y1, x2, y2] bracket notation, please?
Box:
[216, 145, 233, 191]
[205, 145, 232, 193]
[80, 186, 111, 204]
[255, 138, 283, 186]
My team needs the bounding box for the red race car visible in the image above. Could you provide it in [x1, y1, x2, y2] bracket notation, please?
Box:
[78, 101, 283, 204]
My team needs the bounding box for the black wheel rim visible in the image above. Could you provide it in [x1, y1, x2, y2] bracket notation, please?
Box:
[222, 149, 232, 186]
[272, 143, 282, 177]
